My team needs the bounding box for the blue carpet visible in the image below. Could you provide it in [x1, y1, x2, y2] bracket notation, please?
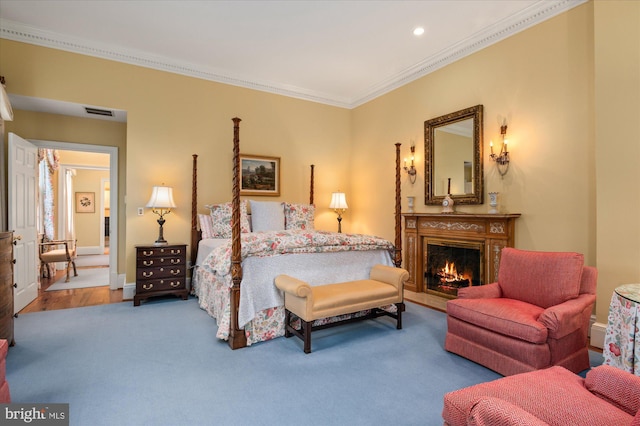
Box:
[6, 299, 603, 425]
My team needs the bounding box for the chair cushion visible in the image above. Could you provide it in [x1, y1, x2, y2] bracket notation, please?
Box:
[447, 298, 547, 344]
[498, 248, 584, 309]
[40, 248, 72, 262]
[585, 365, 640, 416]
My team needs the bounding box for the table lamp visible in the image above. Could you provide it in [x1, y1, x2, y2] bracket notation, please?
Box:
[146, 185, 176, 246]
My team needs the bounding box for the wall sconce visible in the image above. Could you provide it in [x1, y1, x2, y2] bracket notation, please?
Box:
[403, 143, 417, 184]
[329, 191, 348, 233]
[146, 185, 176, 246]
[490, 122, 510, 177]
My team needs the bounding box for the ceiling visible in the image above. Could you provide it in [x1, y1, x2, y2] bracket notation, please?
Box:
[0, 0, 584, 118]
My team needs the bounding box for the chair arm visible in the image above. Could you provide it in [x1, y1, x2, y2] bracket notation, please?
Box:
[40, 241, 69, 247]
[538, 293, 596, 339]
[457, 282, 502, 299]
[369, 264, 408, 290]
[585, 365, 640, 416]
[467, 397, 550, 426]
[274, 275, 313, 298]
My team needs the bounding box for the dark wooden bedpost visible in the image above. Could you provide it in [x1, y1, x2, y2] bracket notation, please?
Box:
[190, 154, 199, 268]
[309, 164, 315, 205]
[229, 117, 247, 350]
[394, 143, 402, 268]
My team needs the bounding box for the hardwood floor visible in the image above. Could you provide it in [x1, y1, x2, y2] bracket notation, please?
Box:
[20, 267, 123, 314]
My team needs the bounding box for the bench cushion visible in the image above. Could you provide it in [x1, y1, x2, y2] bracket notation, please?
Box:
[313, 279, 397, 312]
[284, 278, 401, 321]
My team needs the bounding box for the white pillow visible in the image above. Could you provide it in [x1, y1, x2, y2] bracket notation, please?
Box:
[249, 200, 285, 232]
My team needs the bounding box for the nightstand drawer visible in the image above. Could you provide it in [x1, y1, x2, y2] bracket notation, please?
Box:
[136, 256, 184, 268]
[136, 265, 185, 280]
[138, 246, 185, 258]
[137, 278, 185, 293]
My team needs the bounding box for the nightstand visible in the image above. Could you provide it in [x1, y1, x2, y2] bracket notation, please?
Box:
[134, 244, 188, 306]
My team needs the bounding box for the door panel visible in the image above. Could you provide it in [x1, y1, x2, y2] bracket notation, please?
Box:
[8, 133, 38, 313]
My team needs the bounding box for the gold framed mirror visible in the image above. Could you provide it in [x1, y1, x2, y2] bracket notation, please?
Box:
[424, 104, 484, 205]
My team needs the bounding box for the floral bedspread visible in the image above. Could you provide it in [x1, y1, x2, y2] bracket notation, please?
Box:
[200, 230, 395, 278]
[193, 230, 395, 345]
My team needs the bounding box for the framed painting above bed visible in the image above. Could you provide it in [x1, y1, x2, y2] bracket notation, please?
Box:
[240, 154, 280, 196]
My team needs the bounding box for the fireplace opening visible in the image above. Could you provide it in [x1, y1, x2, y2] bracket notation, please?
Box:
[424, 239, 482, 298]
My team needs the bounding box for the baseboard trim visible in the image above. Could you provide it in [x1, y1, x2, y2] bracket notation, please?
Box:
[123, 282, 135, 300]
[590, 320, 606, 349]
[77, 246, 104, 256]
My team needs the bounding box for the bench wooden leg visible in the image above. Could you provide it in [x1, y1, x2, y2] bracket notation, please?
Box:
[396, 302, 405, 330]
[302, 319, 312, 354]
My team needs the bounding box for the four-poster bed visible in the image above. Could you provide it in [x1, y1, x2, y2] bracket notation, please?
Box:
[190, 118, 403, 350]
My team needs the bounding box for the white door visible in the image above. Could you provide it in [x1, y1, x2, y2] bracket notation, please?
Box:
[8, 133, 38, 313]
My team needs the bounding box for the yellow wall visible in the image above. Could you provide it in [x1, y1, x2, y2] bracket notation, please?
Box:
[72, 168, 109, 247]
[1, 1, 639, 330]
[593, 1, 640, 323]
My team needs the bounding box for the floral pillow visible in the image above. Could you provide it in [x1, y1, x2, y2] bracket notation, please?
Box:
[197, 214, 216, 239]
[205, 200, 251, 238]
[284, 203, 315, 230]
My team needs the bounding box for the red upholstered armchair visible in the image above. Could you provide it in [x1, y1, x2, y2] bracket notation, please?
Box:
[445, 248, 597, 376]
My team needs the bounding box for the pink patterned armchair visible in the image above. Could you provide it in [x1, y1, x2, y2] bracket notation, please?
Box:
[445, 248, 597, 376]
[443, 365, 640, 425]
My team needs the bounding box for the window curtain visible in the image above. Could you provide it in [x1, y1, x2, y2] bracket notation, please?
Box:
[37, 148, 60, 241]
[64, 169, 76, 242]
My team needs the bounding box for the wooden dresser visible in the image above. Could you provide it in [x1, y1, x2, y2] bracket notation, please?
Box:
[0, 232, 15, 346]
[134, 244, 188, 306]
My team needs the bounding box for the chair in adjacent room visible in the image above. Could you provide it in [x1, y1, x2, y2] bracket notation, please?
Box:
[39, 239, 78, 283]
[444, 247, 597, 376]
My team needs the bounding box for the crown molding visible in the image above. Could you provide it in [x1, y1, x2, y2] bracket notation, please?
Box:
[0, 0, 586, 110]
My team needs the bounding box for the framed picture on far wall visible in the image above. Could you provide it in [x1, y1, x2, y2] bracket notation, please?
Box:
[75, 192, 95, 213]
[239, 154, 280, 196]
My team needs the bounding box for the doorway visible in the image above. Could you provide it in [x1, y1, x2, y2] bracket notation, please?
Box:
[30, 140, 119, 292]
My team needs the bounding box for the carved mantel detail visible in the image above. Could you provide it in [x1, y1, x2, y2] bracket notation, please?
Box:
[402, 213, 520, 295]
[420, 220, 485, 233]
[490, 222, 506, 234]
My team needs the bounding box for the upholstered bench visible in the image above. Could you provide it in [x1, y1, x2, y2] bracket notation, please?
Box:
[274, 264, 408, 353]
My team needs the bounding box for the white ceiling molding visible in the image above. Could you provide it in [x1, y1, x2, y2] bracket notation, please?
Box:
[0, 0, 585, 110]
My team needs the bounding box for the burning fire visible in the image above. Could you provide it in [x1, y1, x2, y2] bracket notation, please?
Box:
[437, 261, 470, 283]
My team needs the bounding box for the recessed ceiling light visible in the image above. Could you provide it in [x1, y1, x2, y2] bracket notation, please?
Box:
[413, 27, 425, 36]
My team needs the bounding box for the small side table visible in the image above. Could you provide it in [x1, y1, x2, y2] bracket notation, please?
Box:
[603, 283, 640, 375]
[134, 244, 188, 306]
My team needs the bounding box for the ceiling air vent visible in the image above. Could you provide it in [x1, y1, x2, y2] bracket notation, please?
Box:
[84, 107, 113, 117]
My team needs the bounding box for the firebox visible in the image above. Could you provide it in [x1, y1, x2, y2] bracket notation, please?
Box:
[424, 238, 483, 298]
